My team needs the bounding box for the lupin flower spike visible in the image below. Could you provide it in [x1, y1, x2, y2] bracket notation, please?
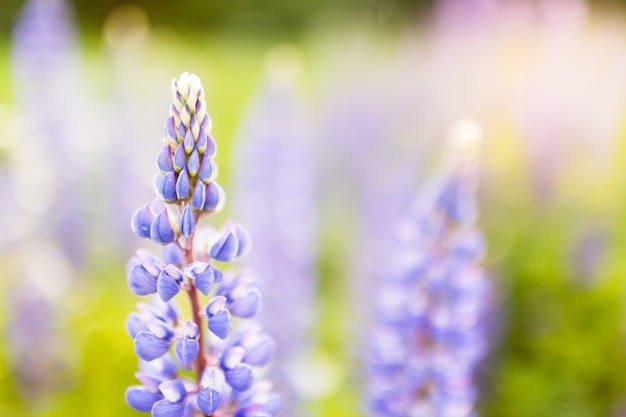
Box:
[232, 44, 317, 416]
[364, 118, 491, 417]
[125, 73, 280, 417]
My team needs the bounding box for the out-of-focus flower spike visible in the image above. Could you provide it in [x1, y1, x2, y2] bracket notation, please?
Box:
[150, 209, 178, 245]
[187, 150, 200, 177]
[131, 204, 154, 239]
[203, 181, 225, 213]
[210, 227, 239, 262]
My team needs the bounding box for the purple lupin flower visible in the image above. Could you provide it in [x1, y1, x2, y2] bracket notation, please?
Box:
[10, 0, 89, 266]
[232, 46, 317, 415]
[125, 72, 280, 417]
[364, 119, 491, 417]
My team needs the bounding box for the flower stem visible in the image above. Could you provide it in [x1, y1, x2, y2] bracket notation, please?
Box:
[183, 233, 208, 385]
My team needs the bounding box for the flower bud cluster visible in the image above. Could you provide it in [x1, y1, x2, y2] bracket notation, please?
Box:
[365, 136, 490, 417]
[125, 73, 280, 417]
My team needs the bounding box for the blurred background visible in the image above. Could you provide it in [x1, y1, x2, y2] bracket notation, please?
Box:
[2, 0, 626, 416]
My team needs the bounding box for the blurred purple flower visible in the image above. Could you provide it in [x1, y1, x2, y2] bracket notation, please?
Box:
[10, 0, 89, 265]
[364, 120, 491, 417]
[232, 48, 317, 414]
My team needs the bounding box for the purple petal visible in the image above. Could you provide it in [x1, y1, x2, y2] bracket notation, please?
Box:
[159, 379, 187, 403]
[187, 149, 200, 177]
[191, 181, 206, 210]
[176, 170, 191, 200]
[139, 356, 178, 380]
[131, 205, 155, 239]
[207, 309, 231, 340]
[229, 288, 261, 318]
[184, 320, 199, 338]
[195, 265, 219, 295]
[134, 331, 171, 361]
[185, 262, 220, 295]
[180, 205, 195, 238]
[173, 144, 187, 172]
[205, 133, 217, 157]
[164, 117, 177, 142]
[175, 337, 199, 367]
[151, 210, 177, 244]
[157, 270, 181, 302]
[126, 312, 149, 338]
[163, 243, 185, 266]
[125, 386, 163, 412]
[163, 264, 184, 282]
[152, 399, 185, 417]
[158, 171, 178, 202]
[196, 126, 208, 153]
[206, 295, 227, 315]
[177, 122, 186, 139]
[198, 154, 215, 184]
[234, 225, 252, 258]
[202, 181, 225, 212]
[221, 346, 245, 369]
[157, 146, 174, 173]
[261, 393, 283, 416]
[127, 264, 157, 296]
[210, 228, 238, 262]
[224, 364, 254, 392]
[197, 388, 220, 415]
[184, 129, 194, 154]
[242, 337, 275, 367]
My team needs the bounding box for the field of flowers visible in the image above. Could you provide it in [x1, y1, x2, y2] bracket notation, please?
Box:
[2, 1, 626, 417]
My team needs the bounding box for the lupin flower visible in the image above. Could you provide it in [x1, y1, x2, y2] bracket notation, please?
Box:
[125, 72, 280, 417]
[364, 119, 491, 417]
[11, 0, 89, 266]
[232, 45, 318, 415]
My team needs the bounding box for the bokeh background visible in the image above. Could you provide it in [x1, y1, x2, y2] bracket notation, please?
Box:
[2, 0, 626, 416]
